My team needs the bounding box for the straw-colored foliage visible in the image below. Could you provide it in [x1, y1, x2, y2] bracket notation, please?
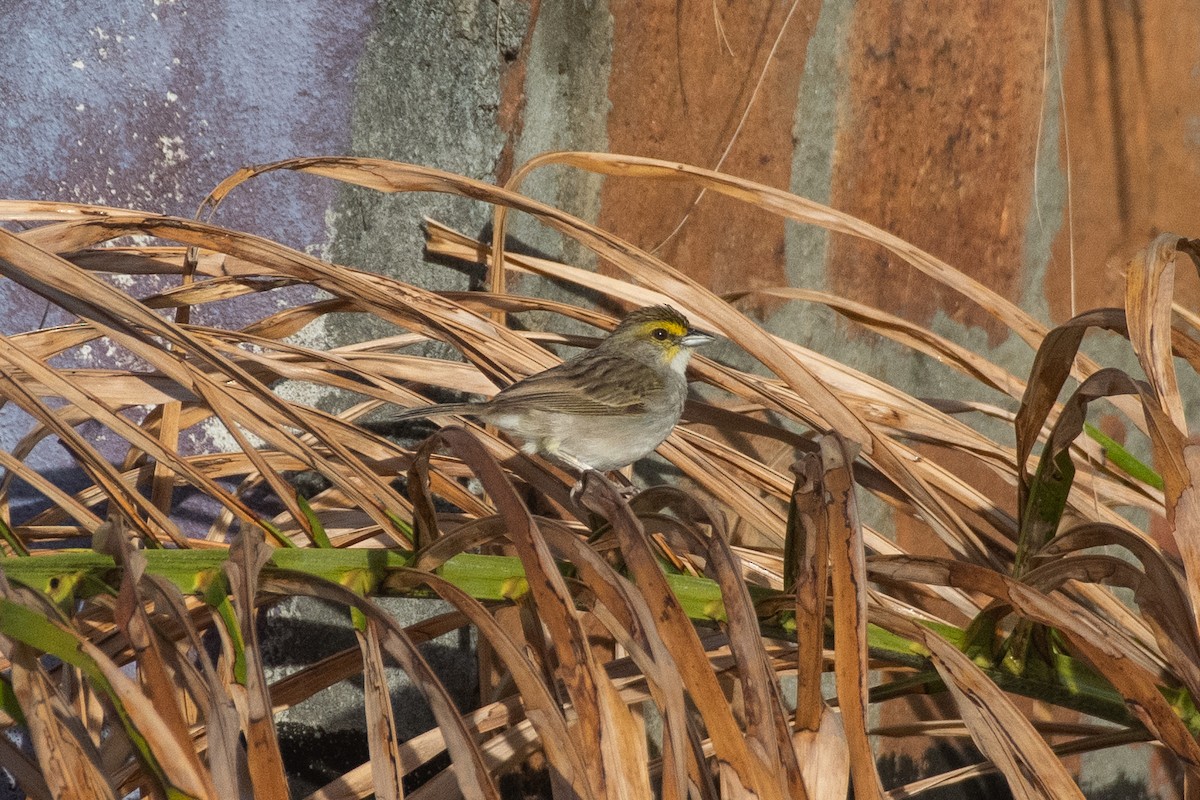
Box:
[0, 154, 1197, 799]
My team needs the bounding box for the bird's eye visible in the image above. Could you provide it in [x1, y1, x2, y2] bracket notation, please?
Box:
[651, 328, 670, 341]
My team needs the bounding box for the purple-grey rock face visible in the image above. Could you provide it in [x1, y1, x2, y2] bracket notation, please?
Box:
[0, 1, 373, 245]
[0, 1, 375, 511]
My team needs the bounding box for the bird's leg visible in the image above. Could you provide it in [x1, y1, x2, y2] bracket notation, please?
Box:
[567, 468, 638, 506]
[608, 481, 639, 500]
[540, 450, 598, 503]
[570, 471, 648, 533]
[551, 450, 591, 473]
[537, 448, 641, 503]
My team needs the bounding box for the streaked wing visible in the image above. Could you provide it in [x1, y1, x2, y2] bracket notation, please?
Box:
[490, 356, 661, 416]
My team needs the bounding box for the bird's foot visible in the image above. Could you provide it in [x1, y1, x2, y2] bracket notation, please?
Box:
[613, 483, 639, 499]
[569, 470, 639, 506]
[570, 479, 638, 503]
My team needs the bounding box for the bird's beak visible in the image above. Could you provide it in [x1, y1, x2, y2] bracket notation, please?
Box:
[682, 327, 716, 348]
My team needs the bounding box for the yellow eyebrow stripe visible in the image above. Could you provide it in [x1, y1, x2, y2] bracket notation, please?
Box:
[634, 320, 688, 337]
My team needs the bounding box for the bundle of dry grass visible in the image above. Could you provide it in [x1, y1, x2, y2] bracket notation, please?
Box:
[0, 154, 1195, 799]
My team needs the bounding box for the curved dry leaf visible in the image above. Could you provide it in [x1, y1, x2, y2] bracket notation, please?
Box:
[1125, 234, 1189, 430]
[579, 474, 789, 798]
[867, 554, 1200, 770]
[872, 606, 1085, 800]
[500, 152, 1154, 431]
[357, 618, 404, 800]
[1166, 442, 1200, 691]
[537, 522, 700, 800]
[702, 496, 807, 797]
[224, 529, 290, 798]
[6, 645, 117, 800]
[730, 286, 1028, 401]
[1042, 523, 1200, 690]
[818, 435, 884, 800]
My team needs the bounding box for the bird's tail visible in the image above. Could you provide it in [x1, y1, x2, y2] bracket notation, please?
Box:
[386, 402, 482, 423]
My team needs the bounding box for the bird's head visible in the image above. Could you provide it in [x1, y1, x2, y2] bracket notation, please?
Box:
[603, 305, 715, 372]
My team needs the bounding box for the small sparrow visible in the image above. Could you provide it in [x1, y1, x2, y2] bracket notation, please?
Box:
[390, 305, 714, 472]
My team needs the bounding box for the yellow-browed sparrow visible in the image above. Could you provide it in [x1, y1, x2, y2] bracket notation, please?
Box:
[391, 305, 714, 473]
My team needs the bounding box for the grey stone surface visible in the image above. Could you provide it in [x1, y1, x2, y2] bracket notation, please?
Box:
[0, 0, 374, 502]
[0, 0, 371, 246]
[504, 0, 613, 330]
[325, 0, 523, 345]
[785, 0, 853, 299]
